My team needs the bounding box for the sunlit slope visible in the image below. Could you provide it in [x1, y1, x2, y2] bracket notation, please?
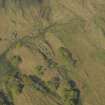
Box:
[14, 87, 62, 105]
[0, 0, 105, 105]
[49, 1, 105, 105]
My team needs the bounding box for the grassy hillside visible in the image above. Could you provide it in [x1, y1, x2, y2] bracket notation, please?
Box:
[0, 0, 105, 105]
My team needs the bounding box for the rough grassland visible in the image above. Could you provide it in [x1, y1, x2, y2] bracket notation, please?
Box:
[0, 0, 105, 105]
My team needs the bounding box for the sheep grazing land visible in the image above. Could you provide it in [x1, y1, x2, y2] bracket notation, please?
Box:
[0, 0, 105, 105]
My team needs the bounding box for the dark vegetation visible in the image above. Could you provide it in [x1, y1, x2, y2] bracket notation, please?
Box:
[0, 91, 14, 105]
[0, 44, 24, 105]
[68, 80, 82, 105]
[29, 75, 50, 93]
[14, 72, 24, 93]
[63, 80, 82, 105]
